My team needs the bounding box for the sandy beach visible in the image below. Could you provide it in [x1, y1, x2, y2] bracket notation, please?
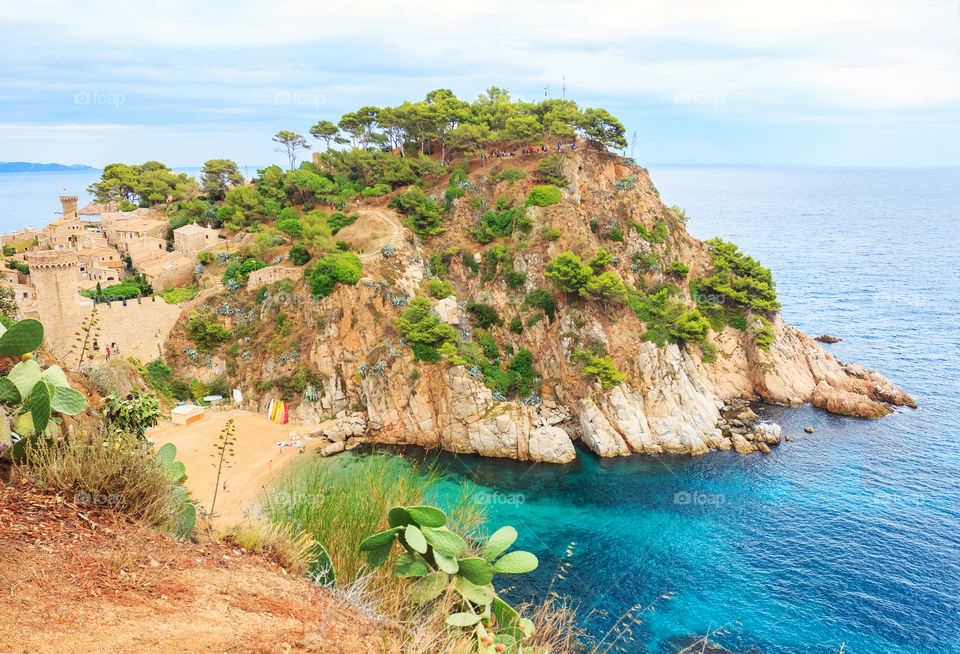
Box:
[147, 409, 326, 526]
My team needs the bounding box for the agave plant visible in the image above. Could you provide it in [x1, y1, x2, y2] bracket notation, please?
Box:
[0, 319, 88, 458]
[359, 505, 544, 653]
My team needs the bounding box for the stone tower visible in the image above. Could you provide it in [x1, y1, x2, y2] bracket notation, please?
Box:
[27, 251, 83, 358]
[59, 195, 78, 220]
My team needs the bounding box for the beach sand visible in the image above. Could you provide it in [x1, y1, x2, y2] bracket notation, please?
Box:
[147, 409, 326, 526]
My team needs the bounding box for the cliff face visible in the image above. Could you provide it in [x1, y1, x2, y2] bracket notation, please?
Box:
[166, 147, 914, 463]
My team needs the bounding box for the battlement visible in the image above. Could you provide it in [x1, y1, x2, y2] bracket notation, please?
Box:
[27, 250, 79, 270]
[59, 195, 79, 220]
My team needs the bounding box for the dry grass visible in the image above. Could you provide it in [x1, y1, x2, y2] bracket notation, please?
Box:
[18, 431, 181, 531]
[225, 518, 320, 575]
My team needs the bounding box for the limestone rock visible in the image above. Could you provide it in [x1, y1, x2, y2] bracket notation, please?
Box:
[528, 426, 576, 463]
[578, 399, 630, 457]
[434, 296, 464, 327]
[731, 433, 757, 454]
[811, 380, 891, 419]
[321, 441, 346, 457]
[752, 422, 782, 445]
[321, 413, 367, 442]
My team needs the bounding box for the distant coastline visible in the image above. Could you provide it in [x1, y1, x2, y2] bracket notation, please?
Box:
[0, 162, 97, 173]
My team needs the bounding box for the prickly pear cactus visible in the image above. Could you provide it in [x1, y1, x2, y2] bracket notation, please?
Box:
[155, 442, 197, 540]
[0, 318, 43, 357]
[358, 505, 539, 650]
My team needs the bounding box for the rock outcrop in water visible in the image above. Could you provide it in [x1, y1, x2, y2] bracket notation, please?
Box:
[166, 146, 914, 463]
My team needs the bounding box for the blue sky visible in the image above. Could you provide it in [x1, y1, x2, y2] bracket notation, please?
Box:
[1, 0, 958, 169]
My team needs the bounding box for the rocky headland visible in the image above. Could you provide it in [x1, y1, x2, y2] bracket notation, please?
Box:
[165, 146, 914, 463]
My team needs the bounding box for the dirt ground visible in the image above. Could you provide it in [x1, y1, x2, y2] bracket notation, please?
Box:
[0, 482, 390, 653]
[147, 410, 328, 527]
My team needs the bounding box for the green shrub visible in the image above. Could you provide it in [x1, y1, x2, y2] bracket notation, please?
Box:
[308, 252, 362, 297]
[395, 297, 457, 349]
[526, 185, 562, 207]
[197, 251, 214, 265]
[505, 270, 527, 290]
[696, 238, 779, 314]
[277, 217, 302, 237]
[474, 329, 499, 360]
[327, 211, 358, 234]
[427, 277, 454, 299]
[289, 243, 311, 265]
[187, 313, 231, 352]
[467, 303, 502, 329]
[753, 315, 774, 350]
[571, 349, 625, 388]
[604, 227, 624, 242]
[541, 226, 561, 241]
[545, 251, 591, 294]
[490, 168, 526, 184]
[389, 186, 444, 238]
[461, 251, 479, 275]
[509, 317, 523, 334]
[523, 289, 557, 322]
[535, 156, 567, 186]
[587, 246, 613, 273]
[169, 379, 193, 401]
[411, 342, 442, 362]
[525, 312, 543, 328]
[361, 183, 391, 197]
[667, 261, 690, 277]
[580, 271, 627, 304]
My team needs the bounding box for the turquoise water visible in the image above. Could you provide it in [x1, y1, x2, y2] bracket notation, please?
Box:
[412, 168, 960, 653]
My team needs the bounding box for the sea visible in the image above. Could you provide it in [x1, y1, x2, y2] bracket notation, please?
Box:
[5, 165, 960, 653]
[416, 167, 960, 654]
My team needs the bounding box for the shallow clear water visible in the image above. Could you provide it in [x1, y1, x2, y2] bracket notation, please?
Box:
[415, 167, 960, 654]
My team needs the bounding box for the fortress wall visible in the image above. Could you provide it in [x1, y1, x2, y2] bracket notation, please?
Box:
[92, 298, 182, 363]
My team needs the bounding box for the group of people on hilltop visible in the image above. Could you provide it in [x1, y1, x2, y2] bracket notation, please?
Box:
[478, 141, 576, 162]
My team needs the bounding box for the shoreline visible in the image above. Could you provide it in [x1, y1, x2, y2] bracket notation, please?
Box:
[147, 409, 326, 526]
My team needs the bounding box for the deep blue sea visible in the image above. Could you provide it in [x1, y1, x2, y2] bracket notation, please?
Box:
[416, 167, 960, 654]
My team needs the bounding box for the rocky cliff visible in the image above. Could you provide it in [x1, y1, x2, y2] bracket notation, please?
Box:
[165, 146, 914, 463]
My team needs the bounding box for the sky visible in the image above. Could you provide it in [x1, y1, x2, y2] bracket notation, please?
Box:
[1, 0, 958, 170]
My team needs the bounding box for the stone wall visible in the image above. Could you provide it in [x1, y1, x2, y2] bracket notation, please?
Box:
[247, 265, 303, 288]
[92, 297, 182, 363]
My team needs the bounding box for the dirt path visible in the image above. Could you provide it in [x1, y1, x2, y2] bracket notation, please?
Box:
[334, 208, 405, 263]
[147, 410, 328, 527]
[0, 483, 390, 653]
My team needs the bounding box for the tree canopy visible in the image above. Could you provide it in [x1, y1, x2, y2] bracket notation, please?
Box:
[303, 87, 628, 158]
[88, 162, 198, 206]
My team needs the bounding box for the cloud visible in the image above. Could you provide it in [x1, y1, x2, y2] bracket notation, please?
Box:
[0, 0, 958, 165]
